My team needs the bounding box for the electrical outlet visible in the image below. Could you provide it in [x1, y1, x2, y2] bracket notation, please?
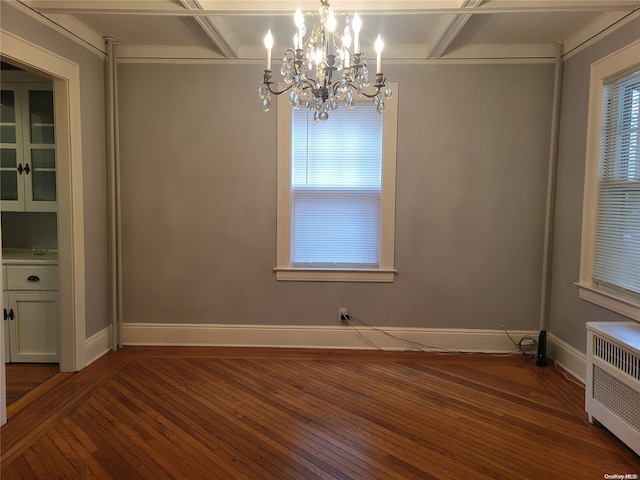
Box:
[339, 308, 348, 323]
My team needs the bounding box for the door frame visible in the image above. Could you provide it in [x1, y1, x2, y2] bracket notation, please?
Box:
[0, 30, 86, 378]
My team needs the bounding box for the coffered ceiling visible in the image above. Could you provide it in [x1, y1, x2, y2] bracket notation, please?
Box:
[17, 0, 640, 61]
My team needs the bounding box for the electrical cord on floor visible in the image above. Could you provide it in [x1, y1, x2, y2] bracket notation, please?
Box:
[344, 313, 504, 355]
[553, 359, 585, 388]
[499, 327, 583, 387]
[342, 314, 384, 351]
[344, 313, 585, 391]
[501, 325, 537, 358]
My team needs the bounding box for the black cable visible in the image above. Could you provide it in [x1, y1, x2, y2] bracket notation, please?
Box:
[345, 314, 492, 355]
[342, 314, 538, 359]
[501, 325, 537, 358]
[343, 314, 384, 350]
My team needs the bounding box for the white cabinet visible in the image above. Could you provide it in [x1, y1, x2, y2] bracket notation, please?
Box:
[2, 291, 8, 363]
[3, 264, 59, 363]
[1, 83, 57, 212]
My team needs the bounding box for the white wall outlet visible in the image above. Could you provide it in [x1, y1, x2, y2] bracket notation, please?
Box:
[339, 307, 348, 323]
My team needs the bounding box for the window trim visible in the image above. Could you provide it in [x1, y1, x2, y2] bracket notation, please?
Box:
[274, 84, 398, 282]
[578, 39, 640, 320]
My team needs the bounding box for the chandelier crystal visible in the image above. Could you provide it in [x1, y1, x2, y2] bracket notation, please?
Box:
[258, 0, 393, 122]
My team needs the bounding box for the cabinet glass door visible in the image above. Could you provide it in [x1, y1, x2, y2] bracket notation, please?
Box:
[30, 148, 56, 202]
[25, 89, 56, 211]
[0, 89, 25, 211]
[1, 84, 55, 212]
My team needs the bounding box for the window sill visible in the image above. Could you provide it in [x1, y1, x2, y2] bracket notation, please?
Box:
[577, 282, 640, 322]
[274, 268, 397, 283]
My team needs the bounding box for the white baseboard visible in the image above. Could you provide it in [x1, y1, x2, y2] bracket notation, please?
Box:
[547, 332, 586, 383]
[85, 323, 587, 384]
[84, 326, 112, 367]
[121, 322, 539, 353]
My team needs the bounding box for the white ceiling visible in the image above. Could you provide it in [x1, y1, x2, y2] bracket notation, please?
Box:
[20, 0, 640, 62]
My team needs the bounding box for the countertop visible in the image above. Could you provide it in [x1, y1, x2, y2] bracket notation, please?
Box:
[2, 248, 59, 265]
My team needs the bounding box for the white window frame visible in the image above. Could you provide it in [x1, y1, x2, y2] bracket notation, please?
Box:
[578, 39, 640, 320]
[274, 84, 398, 282]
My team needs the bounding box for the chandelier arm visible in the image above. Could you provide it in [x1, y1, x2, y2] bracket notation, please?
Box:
[303, 78, 318, 89]
[336, 76, 387, 99]
[343, 84, 381, 99]
[358, 90, 382, 99]
[265, 83, 295, 96]
[261, 77, 319, 97]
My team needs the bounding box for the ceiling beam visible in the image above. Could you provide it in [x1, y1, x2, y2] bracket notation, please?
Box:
[28, 2, 640, 16]
[177, 0, 239, 58]
[426, 0, 482, 58]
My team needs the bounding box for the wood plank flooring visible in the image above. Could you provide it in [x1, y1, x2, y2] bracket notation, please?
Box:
[5, 364, 59, 407]
[1, 347, 639, 479]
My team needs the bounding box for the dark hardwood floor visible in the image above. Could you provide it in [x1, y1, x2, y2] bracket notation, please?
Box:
[1, 347, 638, 479]
[4, 363, 59, 406]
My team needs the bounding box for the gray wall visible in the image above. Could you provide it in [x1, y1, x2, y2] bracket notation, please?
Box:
[548, 17, 640, 352]
[118, 62, 553, 330]
[0, 3, 109, 338]
[3, 1, 639, 352]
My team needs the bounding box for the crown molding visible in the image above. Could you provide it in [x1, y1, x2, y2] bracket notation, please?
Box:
[563, 9, 640, 60]
[13, 0, 638, 66]
[7, 1, 105, 57]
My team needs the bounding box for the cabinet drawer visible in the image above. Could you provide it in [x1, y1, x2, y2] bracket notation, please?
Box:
[5, 266, 58, 291]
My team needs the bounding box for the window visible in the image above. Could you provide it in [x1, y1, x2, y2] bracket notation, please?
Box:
[579, 40, 640, 320]
[275, 86, 398, 282]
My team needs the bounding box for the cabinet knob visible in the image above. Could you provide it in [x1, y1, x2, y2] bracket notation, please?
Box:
[24, 163, 30, 175]
[17, 163, 23, 175]
[8, 309, 14, 320]
[3, 309, 6, 321]
[27, 275, 40, 282]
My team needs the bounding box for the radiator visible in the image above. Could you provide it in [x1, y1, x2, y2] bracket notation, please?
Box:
[586, 322, 640, 456]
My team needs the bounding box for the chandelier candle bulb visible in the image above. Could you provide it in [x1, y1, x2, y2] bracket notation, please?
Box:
[327, 8, 336, 55]
[343, 25, 352, 67]
[264, 30, 273, 71]
[327, 9, 337, 33]
[375, 35, 383, 74]
[295, 7, 304, 49]
[352, 12, 361, 53]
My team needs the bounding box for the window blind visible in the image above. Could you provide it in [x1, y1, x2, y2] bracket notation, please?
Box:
[291, 104, 383, 267]
[594, 70, 640, 293]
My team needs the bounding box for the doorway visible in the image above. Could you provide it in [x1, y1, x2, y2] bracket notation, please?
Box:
[1, 62, 60, 399]
[1, 29, 86, 425]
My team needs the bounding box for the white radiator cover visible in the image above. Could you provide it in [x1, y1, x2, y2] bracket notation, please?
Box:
[586, 322, 640, 456]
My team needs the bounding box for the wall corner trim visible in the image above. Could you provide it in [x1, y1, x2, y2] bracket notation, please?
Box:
[84, 327, 112, 367]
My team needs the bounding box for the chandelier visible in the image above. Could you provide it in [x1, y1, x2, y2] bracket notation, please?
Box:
[258, 0, 393, 122]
